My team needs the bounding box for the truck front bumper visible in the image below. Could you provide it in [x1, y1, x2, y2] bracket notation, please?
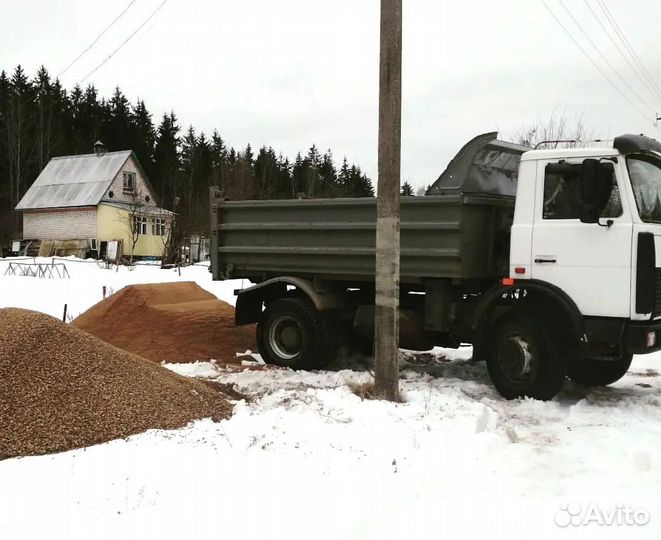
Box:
[625, 319, 661, 355]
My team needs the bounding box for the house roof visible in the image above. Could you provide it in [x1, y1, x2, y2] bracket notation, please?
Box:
[15, 150, 150, 210]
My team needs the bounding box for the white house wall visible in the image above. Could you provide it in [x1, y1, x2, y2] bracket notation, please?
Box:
[104, 156, 158, 207]
[23, 208, 97, 240]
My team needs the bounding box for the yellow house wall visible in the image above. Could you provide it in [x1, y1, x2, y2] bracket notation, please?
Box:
[97, 204, 168, 258]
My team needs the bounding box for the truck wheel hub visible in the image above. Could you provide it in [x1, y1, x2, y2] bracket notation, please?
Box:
[269, 316, 303, 359]
[500, 335, 533, 382]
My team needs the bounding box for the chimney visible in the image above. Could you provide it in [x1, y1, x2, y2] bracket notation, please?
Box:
[94, 140, 105, 156]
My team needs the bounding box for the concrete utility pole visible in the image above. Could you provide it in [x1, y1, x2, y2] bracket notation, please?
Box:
[374, 0, 402, 402]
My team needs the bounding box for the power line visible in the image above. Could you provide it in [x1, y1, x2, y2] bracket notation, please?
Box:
[80, 0, 169, 84]
[583, 0, 661, 102]
[595, 0, 661, 99]
[558, 0, 658, 113]
[539, 0, 653, 124]
[57, 0, 138, 79]
[596, 0, 661, 96]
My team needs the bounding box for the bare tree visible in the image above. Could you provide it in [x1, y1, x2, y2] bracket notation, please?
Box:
[511, 113, 598, 149]
[125, 189, 146, 263]
[156, 206, 179, 267]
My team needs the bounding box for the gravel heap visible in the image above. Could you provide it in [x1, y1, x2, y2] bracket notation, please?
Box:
[0, 308, 232, 459]
[73, 282, 256, 363]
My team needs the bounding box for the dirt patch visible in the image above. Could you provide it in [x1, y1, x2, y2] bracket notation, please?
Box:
[347, 381, 404, 402]
[0, 308, 232, 459]
[72, 282, 256, 363]
[199, 380, 250, 402]
[348, 381, 380, 400]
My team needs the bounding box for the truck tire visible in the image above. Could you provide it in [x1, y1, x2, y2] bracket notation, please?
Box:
[486, 314, 567, 400]
[257, 297, 338, 369]
[567, 354, 633, 386]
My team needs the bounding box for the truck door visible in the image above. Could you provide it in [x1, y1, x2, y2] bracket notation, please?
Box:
[531, 158, 633, 318]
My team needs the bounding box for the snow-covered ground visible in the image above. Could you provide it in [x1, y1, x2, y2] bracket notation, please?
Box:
[0, 257, 659, 540]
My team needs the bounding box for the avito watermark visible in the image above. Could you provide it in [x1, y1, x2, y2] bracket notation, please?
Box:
[554, 502, 650, 527]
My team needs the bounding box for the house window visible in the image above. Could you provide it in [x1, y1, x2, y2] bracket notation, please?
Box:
[152, 217, 166, 236]
[123, 172, 136, 193]
[133, 215, 148, 235]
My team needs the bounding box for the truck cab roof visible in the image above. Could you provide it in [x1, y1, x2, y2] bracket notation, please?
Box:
[428, 132, 661, 198]
[520, 146, 619, 161]
[521, 134, 661, 161]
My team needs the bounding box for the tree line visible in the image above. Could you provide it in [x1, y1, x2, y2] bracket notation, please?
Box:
[0, 65, 376, 244]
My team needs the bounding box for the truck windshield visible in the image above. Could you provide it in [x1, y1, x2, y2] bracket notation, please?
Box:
[627, 155, 661, 223]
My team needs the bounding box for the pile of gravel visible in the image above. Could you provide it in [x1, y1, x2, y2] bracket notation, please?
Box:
[0, 308, 232, 459]
[72, 282, 256, 363]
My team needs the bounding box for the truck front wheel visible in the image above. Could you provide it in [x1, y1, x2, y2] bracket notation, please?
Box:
[567, 354, 633, 386]
[257, 297, 338, 369]
[486, 314, 567, 400]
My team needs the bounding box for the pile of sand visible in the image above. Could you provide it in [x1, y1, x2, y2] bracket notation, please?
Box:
[0, 308, 232, 459]
[73, 282, 256, 363]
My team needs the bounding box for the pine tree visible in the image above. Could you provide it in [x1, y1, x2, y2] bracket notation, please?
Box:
[338, 157, 351, 196]
[107, 86, 133, 151]
[276, 154, 293, 198]
[292, 152, 307, 197]
[130, 99, 156, 179]
[211, 130, 227, 193]
[7, 65, 37, 226]
[0, 70, 11, 239]
[154, 112, 180, 208]
[35, 66, 54, 170]
[70, 84, 104, 154]
[196, 132, 213, 186]
[255, 146, 277, 199]
[318, 150, 338, 197]
[236, 144, 256, 198]
[305, 144, 321, 197]
[401, 181, 413, 196]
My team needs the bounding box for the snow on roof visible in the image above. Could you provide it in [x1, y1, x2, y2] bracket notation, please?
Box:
[15, 151, 132, 210]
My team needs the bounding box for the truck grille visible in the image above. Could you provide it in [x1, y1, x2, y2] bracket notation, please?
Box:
[655, 268, 661, 317]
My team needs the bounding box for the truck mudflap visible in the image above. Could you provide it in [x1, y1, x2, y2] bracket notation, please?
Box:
[625, 319, 661, 355]
[234, 276, 347, 325]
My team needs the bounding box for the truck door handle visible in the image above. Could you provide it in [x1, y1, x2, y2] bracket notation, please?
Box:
[534, 257, 557, 264]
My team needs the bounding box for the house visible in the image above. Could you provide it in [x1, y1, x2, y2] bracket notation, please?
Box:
[15, 142, 172, 259]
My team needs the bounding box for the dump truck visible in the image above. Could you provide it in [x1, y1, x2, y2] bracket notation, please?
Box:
[210, 132, 661, 400]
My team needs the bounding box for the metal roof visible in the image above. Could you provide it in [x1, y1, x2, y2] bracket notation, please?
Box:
[15, 151, 132, 210]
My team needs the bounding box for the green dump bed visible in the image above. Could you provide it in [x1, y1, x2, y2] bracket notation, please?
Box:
[210, 193, 514, 285]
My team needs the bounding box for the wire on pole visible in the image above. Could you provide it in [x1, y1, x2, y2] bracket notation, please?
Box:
[58, 0, 138, 79]
[79, 0, 169, 84]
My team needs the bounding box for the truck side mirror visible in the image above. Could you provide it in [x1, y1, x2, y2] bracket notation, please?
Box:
[580, 159, 613, 223]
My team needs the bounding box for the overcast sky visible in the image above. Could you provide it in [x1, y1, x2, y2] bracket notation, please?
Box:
[1, 0, 660, 188]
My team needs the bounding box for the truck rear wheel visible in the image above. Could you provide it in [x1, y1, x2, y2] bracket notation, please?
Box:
[486, 314, 567, 400]
[567, 354, 633, 386]
[257, 297, 338, 369]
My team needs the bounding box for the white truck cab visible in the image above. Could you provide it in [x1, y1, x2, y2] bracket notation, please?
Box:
[504, 134, 661, 380]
